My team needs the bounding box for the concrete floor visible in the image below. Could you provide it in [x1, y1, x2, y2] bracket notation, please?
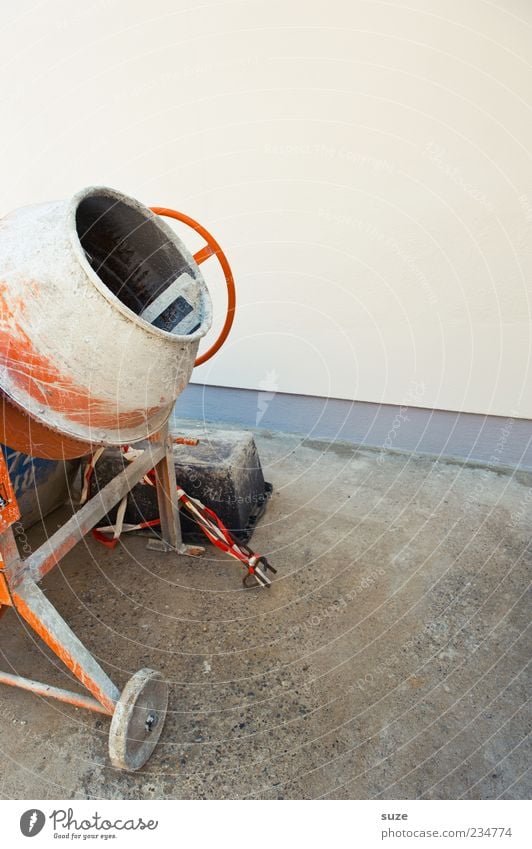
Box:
[0, 431, 530, 800]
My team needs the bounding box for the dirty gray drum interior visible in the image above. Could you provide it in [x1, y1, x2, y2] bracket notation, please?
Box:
[77, 194, 201, 335]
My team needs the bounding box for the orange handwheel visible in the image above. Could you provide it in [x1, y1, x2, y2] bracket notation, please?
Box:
[151, 207, 236, 367]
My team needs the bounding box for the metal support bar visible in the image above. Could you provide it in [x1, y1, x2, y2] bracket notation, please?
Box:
[0, 525, 22, 584]
[0, 422, 185, 722]
[0, 670, 111, 715]
[11, 439, 166, 586]
[152, 426, 182, 551]
[0, 572, 11, 606]
[11, 577, 120, 714]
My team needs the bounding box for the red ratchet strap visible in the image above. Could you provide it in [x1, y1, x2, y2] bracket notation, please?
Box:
[84, 447, 276, 588]
[92, 519, 161, 549]
[80, 446, 105, 504]
[175, 487, 276, 588]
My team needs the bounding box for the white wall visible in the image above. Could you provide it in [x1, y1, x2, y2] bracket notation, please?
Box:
[1, 0, 531, 417]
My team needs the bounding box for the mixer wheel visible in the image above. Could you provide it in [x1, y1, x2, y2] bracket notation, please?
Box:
[109, 668, 168, 770]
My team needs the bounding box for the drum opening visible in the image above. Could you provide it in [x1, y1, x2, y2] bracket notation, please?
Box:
[76, 193, 199, 334]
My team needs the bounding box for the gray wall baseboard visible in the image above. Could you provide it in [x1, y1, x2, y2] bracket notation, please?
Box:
[173, 383, 532, 471]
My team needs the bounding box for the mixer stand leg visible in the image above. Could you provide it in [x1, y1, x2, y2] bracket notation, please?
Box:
[9, 574, 120, 715]
[2, 570, 170, 770]
[147, 423, 205, 557]
[0, 436, 180, 769]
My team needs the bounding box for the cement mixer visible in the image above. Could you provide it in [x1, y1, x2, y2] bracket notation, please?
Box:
[0, 187, 235, 769]
[0, 186, 215, 459]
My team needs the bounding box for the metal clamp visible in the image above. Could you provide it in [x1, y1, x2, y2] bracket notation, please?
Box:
[242, 553, 277, 589]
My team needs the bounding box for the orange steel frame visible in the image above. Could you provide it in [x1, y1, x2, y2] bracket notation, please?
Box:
[0, 422, 181, 716]
[150, 207, 236, 368]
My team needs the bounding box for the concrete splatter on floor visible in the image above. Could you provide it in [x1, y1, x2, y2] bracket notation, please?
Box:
[0, 432, 529, 799]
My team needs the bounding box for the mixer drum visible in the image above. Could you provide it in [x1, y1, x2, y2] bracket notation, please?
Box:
[0, 186, 212, 459]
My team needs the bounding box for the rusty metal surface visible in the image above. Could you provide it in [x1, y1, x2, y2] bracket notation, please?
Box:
[0, 186, 212, 458]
